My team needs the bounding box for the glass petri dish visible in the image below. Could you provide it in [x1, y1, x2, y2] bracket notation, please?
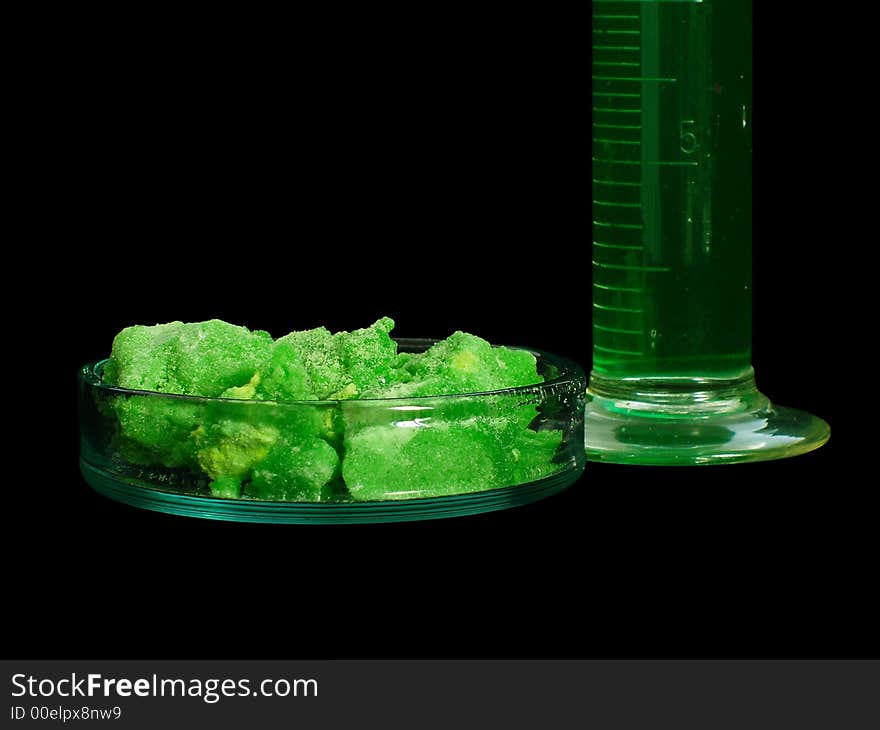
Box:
[78, 339, 586, 523]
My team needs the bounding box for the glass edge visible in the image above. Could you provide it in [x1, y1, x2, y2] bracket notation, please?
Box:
[81, 458, 584, 512]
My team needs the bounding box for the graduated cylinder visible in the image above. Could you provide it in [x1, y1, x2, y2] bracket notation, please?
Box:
[592, 0, 751, 380]
[587, 0, 829, 464]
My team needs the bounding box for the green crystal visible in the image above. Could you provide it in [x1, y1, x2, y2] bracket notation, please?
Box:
[271, 317, 397, 400]
[342, 423, 497, 499]
[245, 438, 340, 501]
[105, 320, 273, 396]
[272, 326, 344, 400]
[110, 396, 202, 468]
[102, 317, 563, 502]
[195, 417, 278, 488]
[335, 316, 397, 396]
[374, 331, 540, 397]
[342, 415, 562, 501]
[209, 476, 244, 500]
[254, 342, 312, 401]
[491, 418, 563, 485]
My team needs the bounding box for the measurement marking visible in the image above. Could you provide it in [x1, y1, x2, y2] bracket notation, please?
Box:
[592, 76, 676, 83]
[592, 61, 640, 68]
[593, 220, 643, 230]
[593, 45, 640, 51]
[593, 14, 638, 20]
[593, 157, 698, 167]
[593, 303, 643, 314]
[594, 323, 643, 335]
[593, 344, 644, 356]
[593, 241, 645, 251]
[592, 107, 642, 114]
[593, 199, 641, 208]
[592, 91, 640, 98]
[594, 123, 641, 130]
[593, 261, 672, 272]
[593, 178, 642, 187]
[593, 30, 641, 36]
[593, 138, 640, 146]
[593, 282, 645, 293]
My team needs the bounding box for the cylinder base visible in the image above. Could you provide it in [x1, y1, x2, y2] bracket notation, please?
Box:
[585, 371, 829, 465]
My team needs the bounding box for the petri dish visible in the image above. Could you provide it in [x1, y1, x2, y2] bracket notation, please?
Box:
[79, 339, 586, 523]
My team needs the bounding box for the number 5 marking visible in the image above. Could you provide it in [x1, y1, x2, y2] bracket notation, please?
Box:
[680, 119, 698, 154]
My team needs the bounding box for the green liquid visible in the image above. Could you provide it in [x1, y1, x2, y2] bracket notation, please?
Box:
[592, 0, 752, 379]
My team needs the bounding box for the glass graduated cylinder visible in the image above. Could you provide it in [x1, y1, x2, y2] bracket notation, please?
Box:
[587, 0, 828, 465]
[592, 0, 751, 380]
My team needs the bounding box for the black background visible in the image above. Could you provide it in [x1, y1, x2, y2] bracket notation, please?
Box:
[7, 5, 869, 660]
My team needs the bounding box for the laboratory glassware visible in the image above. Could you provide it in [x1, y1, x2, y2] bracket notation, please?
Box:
[587, 0, 829, 464]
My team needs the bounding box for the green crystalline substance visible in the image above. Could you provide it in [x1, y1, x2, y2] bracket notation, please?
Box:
[272, 316, 396, 400]
[105, 320, 272, 470]
[272, 326, 344, 399]
[342, 423, 497, 500]
[105, 320, 273, 397]
[366, 332, 546, 431]
[342, 417, 563, 501]
[369, 331, 540, 398]
[491, 419, 564, 485]
[245, 438, 340, 501]
[111, 396, 202, 468]
[335, 316, 397, 396]
[255, 342, 312, 401]
[193, 380, 340, 500]
[101, 316, 564, 501]
[195, 417, 278, 494]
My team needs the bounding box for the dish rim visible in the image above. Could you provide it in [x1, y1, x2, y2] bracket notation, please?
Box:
[79, 337, 586, 406]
